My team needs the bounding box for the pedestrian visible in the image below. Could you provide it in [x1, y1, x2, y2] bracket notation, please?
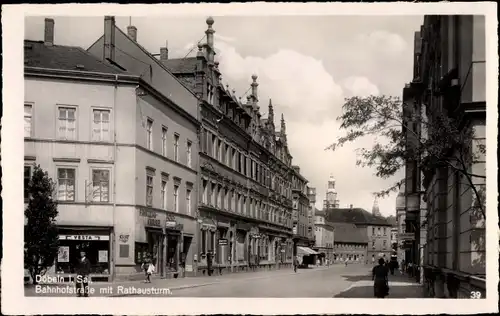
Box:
[75, 251, 92, 297]
[293, 256, 299, 273]
[141, 257, 150, 283]
[146, 261, 155, 282]
[372, 258, 389, 298]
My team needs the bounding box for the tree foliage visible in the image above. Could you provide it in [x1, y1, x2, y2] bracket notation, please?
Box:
[24, 164, 59, 284]
[326, 95, 485, 219]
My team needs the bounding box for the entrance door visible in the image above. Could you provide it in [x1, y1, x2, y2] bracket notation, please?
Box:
[166, 235, 179, 273]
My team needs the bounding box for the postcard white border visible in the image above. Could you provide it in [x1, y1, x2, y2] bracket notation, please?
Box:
[2, 2, 499, 315]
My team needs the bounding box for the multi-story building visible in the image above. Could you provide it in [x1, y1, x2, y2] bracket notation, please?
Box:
[292, 166, 315, 262]
[403, 15, 486, 298]
[25, 17, 200, 281]
[159, 17, 296, 274]
[331, 222, 368, 263]
[307, 187, 317, 243]
[326, 205, 393, 264]
[313, 210, 334, 264]
[395, 182, 407, 262]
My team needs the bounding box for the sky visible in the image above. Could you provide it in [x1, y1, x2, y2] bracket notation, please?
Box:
[25, 15, 424, 217]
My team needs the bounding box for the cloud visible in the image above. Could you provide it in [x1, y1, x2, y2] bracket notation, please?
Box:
[343, 76, 380, 97]
[357, 30, 407, 55]
[215, 42, 344, 124]
[214, 42, 399, 214]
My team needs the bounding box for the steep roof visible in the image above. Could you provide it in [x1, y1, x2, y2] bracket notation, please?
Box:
[325, 207, 392, 226]
[24, 40, 123, 74]
[161, 57, 198, 74]
[332, 222, 369, 244]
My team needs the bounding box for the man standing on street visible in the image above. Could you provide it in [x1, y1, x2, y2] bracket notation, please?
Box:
[75, 251, 92, 297]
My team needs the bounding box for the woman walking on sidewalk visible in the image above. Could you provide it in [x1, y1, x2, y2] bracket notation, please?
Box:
[372, 258, 389, 298]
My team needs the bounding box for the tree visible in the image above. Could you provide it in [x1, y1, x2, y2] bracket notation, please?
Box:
[24, 164, 59, 284]
[325, 95, 486, 219]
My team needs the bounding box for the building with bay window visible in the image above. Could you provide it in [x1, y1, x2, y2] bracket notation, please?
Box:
[24, 17, 199, 281]
[161, 17, 297, 274]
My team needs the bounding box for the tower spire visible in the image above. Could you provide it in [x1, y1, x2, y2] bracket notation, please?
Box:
[280, 113, 287, 142]
[372, 197, 381, 217]
[268, 99, 274, 125]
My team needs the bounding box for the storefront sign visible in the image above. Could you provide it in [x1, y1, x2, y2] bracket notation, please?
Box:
[98, 250, 108, 263]
[185, 265, 193, 272]
[140, 209, 157, 218]
[400, 233, 415, 240]
[58, 246, 69, 262]
[147, 218, 162, 227]
[59, 234, 109, 241]
[219, 239, 228, 246]
[165, 221, 177, 228]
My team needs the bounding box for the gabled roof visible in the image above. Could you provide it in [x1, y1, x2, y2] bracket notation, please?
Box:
[332, 222, 369, 244]
[24, 40, 123, 74]
[325, 207, 392, 226]
[161, 57, 198, 74]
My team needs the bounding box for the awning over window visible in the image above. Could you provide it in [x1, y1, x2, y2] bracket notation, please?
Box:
[297, 246, 319, 255]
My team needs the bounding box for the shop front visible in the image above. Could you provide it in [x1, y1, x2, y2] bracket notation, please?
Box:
[54, 227, 112, 282]
[135, 207, 196, 279]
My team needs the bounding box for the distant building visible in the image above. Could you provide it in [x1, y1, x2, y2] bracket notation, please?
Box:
[292, 166, 316, 261]
[331, 222, 368, 263]
[371, 198, 382, 217]
[323, 175, 340, 208]
[313, 210, 334, 264]
[307, 187, 317, 243]
[325, 207, 393, 262]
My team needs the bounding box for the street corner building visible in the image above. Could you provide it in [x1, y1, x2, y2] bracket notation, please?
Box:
[24, 17, 200, 282]
[23, 16, 315, 282]
[401, 15, 486, 298]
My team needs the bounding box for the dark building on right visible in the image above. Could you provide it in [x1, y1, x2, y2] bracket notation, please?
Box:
[402, 15, 486, 298]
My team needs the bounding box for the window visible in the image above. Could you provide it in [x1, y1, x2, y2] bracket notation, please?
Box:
[24, 165, 31, 200]
[146, 173, 153, 206]
[161, 179, 167, 209]
[57, 168, 76, 201]
[58, 107, 76, 140]
[377, 227, 381, 236]
[186, 189, 192, 215]
[211, 183, 217, 206]
[225, 144, 230, 166]
[92, 109, 110, 141]
[383, 240, 387, 249]
[174, 134, 179, 162]
[212, 135, 217, 158]
[173, 184, 179, 212]
[187, 141, 192, 167]
[92, 169, 110, 202]
[372, 227, 375, 235]
[372, 240, 376, 249]
[383, 227, 387, 236]
[217, 139, 222, 161]
[146, 119, 153, 150]
[161, 127, 168, 156]
[202, 180, 208, 204]
[24, 104, 33, 138]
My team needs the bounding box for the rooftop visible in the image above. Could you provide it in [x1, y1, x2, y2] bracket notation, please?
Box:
[325, 207, 393, 226]
[161, 57, 198, 74]
[332, 222, 369, 244]
[24, 40, 123, 74]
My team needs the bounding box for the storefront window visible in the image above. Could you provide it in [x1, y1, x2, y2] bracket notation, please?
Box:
[201, 230, 207, 254]
[135, 242, 149, 264]
[56, 238, 109, 274]
[166, 235, 178, 272]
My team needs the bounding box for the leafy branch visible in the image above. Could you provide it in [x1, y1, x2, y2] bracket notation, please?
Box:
[326, 95, 485, 218]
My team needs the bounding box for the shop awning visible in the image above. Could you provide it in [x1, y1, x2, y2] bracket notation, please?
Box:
[297, 246, 319, 256]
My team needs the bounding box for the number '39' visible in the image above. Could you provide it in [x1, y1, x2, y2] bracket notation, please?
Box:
[470, 291, 482, 299]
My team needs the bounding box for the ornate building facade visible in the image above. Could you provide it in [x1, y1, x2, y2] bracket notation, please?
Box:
[161, 17, 297, 274]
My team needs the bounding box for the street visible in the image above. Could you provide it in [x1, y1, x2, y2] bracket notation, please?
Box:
[25, 264, 423, 298]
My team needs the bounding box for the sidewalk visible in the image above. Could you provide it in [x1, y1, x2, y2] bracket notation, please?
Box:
[25, 264, 334, 297]
[335, 272, 424, 298]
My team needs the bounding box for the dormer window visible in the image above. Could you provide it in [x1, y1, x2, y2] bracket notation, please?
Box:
[207, 83, 214, 105]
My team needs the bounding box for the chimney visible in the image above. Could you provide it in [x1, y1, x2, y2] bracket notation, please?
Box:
[160, 41, 169, 61]
[103, 16, 116, 61]
[127, 25, 137, 42]
[205, 16, 215, 64]
[44, 18, 55, 46]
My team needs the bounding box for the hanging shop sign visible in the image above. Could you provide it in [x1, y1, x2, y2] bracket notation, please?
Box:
[58, 246, 70, 263]
[165, 213, 177, 228]
[59, 234, 110, 241]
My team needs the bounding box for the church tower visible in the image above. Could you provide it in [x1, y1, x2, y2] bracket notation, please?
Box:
[372, 197, 382, 217]
[326, 175, 338, 206]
